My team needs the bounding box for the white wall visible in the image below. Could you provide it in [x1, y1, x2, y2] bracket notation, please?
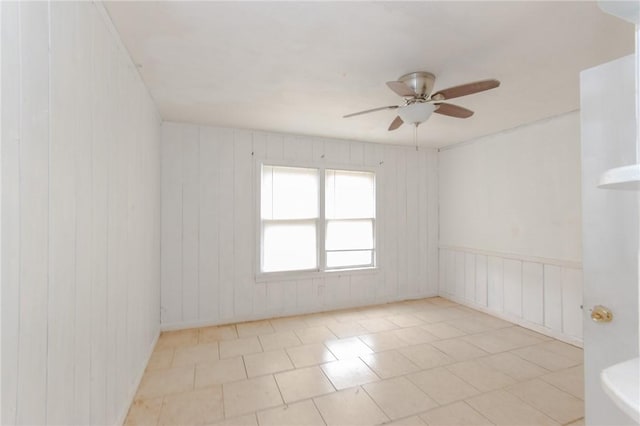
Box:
[2, 2, 161, 425]
[438, 112, 583, 344]
[160, 122, 439, 329]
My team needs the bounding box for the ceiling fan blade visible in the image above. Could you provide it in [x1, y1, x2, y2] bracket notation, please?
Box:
[343, 105, 398, 118]
[386, 81, 416, 97]
[431, 79, 500, 101]
[434, 103, 474, 118]
[388, 116, 404, 131]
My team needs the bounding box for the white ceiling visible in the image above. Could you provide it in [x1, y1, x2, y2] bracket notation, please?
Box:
[105, 1, 634, 148]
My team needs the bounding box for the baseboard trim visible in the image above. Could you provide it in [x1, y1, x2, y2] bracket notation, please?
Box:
[160, 292, 439, 331]
[442, 294, 583, 348]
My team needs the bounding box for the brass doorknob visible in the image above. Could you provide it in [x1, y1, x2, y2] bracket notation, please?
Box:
[591, 305, 613, 322]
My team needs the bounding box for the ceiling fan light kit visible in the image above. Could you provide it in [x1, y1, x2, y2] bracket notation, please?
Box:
[398, 102, 436, 125]
[344, 71, 500, 132]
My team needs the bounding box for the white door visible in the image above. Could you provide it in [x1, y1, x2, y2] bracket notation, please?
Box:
[580, 54, 639, 425]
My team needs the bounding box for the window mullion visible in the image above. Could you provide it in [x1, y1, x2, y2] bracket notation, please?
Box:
[319, 166, 326, 272]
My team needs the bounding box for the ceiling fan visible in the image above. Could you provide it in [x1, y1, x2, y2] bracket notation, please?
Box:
[343, 72, 500, 131]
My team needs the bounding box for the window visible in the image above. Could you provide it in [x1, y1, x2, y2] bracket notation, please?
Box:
[325, 169, 376, 269]
[261, 165, 319, 273]
[259, 163, 376, 275]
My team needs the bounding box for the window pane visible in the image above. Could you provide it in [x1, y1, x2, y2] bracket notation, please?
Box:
[326, 250, 373, 268]
[263, 221, 317, 272]
[262, 165, 318, 220]
[326, 219, 373, 250]
[326, 169, 375, 219]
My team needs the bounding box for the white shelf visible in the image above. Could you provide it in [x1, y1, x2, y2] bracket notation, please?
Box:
[601, 357, 640, 423]
[598, 164, 640, 190]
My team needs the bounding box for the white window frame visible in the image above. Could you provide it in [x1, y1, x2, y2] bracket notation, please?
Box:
[255, 158, 378, 281]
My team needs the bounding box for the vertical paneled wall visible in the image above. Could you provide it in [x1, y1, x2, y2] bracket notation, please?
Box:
[437, 112, 583, 345]
[161, 122, 439, 329]
[2, 2, 161, 425]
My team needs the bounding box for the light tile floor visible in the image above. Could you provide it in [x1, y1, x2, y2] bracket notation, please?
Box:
[126, 297, 584, 426]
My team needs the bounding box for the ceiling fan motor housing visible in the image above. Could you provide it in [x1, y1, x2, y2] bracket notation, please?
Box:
[399, 71, 436, 98]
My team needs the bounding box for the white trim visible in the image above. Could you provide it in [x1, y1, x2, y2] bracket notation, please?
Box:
[115, 329, 160, 426]
[438, 245, 582, 269]
[442, 294, 583, 348]
[159, 292, 439, 331]
[256, 265, 380, 283]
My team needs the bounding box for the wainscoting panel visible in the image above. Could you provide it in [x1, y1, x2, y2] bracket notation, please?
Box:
[439, 247, 583, 345]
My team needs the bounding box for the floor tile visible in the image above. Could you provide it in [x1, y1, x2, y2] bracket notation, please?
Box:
[125, 397, 163, 426]
[147, 349, 174, 371]
[421, 322, 467, 339]
[295, 326, 337, 344]
[269, 316, 308, 332]
[478, 352, 549, 381]
[274, 366, 335, 403]
[210, 413, 257, 426]
[321, 358, 379, 389]
[327, 321, 368, 338]
[136, 366, 195, 400]
[360, 350, 421, 378]
[286, 343, 337, 368]
[325, 337, 374, 359]
[412, 309, 452, 323]
[565, 418, 585, 426]
[259, 331, 302, 351]
[199, 325, 238, 343]
[219, 337, 262, 359]
[385, 416, 427, 425]
[420, 401, 493, 426]
[461, 331, 521, 354]
[506, 379, 584, 424]
[398, 343, 454, 369]
[466, 389, 558, 425]
[394, 327, 439, 345]
[358, 317, 398, 333]
[236, 320, 274, 338]
[314, 387, 389, 426]
[361, 306, 396, 319]
[363, 377, 437, 419]
[447, 316, 511, 333]
[131, 297, 586, 426]
[428, 297, 459, 307]
[358, 331, 409, 352]
[463, 327, 547, 354]
[407, 367, 479, 405]
[333, 310, 368, 323]
[535, 341, 583, 362]
[446, 360, 516, 391]
[257, 400, 325, 426]
[243, 349, 293, 377]
[156, 329, 199, 350]
[195, 357, 247, 388]
[431, 339, 489, 361]
[387, 314, 425, 328]
[303, 313, 339, 328]
[511, 344, 579, 371]
[172, 342, 219, 367]
[540, 365, 584, 399]
[222, 375, 283, 418]
[158, 387, 224, 426]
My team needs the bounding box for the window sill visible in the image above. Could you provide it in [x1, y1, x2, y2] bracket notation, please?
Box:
[255, 267, 380, 283]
